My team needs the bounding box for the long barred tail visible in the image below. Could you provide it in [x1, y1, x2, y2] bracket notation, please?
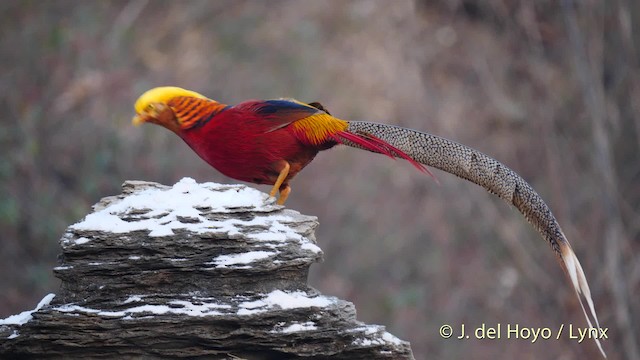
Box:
[341, 120, 606, 358]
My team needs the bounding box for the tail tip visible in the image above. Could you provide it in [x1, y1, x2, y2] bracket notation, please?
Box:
[559, 242, 606, 358]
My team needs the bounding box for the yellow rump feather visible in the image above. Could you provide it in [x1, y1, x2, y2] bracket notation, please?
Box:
[291, 113, 349, 145]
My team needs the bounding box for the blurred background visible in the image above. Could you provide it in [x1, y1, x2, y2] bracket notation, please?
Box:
[1, 0, 638, 358]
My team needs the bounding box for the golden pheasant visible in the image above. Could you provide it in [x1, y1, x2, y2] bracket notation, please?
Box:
[133, 86, 606, 357]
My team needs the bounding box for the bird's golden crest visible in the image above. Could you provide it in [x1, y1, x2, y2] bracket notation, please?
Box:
[134, 86, 208, 114]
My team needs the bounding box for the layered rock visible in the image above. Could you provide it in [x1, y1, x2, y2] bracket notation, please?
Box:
[0, 178, 413, 359]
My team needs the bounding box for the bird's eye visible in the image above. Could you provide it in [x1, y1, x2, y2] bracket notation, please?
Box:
[146, 104, 155, 111]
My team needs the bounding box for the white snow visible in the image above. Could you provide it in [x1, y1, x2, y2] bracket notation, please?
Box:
[213, 215, 306, 243]
[237, 290, 334, 315]
[300, 242, 322, 254]
[210, 251, 276, 268]
[53, 265, 73, 270]
[123, 295, 144, 304]
[279, 321, 317, 333]
[74, 237, 90, 244]
[71, 178, 270, 238]
[350, 325, 403, 347]
[382, 331, 403, 345]
[55, 298, 231, 318]
[0, 293, 55, 326]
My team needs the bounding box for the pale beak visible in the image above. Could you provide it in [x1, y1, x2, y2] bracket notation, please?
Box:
[132, 113, 148, 126]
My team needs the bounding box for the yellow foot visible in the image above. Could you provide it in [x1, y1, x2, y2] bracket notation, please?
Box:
[269, 161, 290, 204]
[277, 185, 291, 205]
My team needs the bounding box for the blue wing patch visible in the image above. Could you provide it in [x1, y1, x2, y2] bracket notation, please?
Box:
[255, 99, 320, 115]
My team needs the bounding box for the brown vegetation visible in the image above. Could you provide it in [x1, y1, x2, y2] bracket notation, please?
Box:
[1, 1, 637, 359]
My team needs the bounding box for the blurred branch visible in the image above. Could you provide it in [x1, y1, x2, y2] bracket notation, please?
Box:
[108, 0, 149, 51]
[562, 0, 639, 359]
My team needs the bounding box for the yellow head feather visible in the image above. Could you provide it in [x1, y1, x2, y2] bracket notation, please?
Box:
[134, 86, 207, 114]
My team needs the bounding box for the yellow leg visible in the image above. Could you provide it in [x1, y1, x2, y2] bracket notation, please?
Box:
[269, 161, 290, 202]
[277, 185, 291, 205]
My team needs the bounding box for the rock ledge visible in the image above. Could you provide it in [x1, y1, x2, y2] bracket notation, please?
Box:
[0, 178, 413, 359]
